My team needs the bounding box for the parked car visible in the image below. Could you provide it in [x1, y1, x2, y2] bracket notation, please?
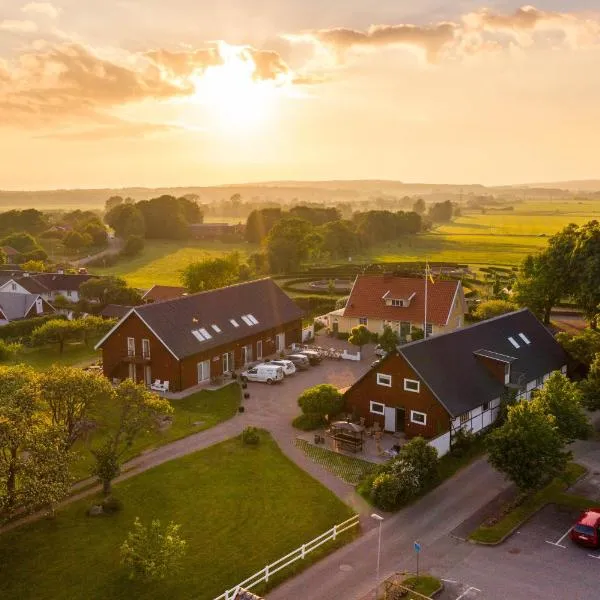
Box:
[287, 354, 310, 370]
[266, 359, 296, 376]
[240, 364, 284, 385]
[570, 508, 600, 548]
[374, 344, 387, 358]
[297, 349, 322, 365]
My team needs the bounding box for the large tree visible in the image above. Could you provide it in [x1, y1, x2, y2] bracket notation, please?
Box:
[570, 220, 600, 327]
[580, 354, 600, 411]
[265, 217, 313, 273]
[487, 401, 569, 491]
[317, 220, 360, 260]
[556, 329, 600, 368]
[245, 207, 283, 243]
[531, 372, 590, 442]
[104, 203, 145, 239]
[91, 380, 172, 495]
[41, 366, 114, 449]
[0, 365, 42, 511]
[513, 224, 578, 324]
[181, 252, 242, 293]
[79, 276, 142, 307]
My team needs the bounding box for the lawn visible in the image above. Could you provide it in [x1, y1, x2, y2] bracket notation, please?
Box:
[469, 463, 587, 544]
[91, 239, 256, 288]
[71, 382, 241, 481]
[9, 340, 101, 370]
[295, 439, 378, 484]
[0, 432, 356, 600]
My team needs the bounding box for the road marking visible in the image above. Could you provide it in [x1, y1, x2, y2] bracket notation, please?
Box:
[588, 553, 600, 560]
[442, 578, 458, 584]
[455, 586, 481, 600]
[545, 525, 572, 548]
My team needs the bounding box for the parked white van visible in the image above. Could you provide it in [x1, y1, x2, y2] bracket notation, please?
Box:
[240, 364, 284, 384]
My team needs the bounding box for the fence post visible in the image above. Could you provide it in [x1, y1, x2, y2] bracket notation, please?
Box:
[301, 543, 306, 559]
[265, 564, 269, 582]
[332, 524, 337, 540]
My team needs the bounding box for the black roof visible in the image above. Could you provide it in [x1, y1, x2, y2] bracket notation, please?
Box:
[29, 273, 93, 292]
[98, 279, 303, 360]
[398, 309, 567, 418]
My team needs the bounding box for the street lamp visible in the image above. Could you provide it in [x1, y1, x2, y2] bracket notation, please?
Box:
[371, 513, 384, 600]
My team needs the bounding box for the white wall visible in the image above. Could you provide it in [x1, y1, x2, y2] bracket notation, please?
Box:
[0, 281, 30, 294]
[428, 432, 451, 457]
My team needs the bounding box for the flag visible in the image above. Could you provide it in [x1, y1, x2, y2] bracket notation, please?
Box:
[426, 261, 435, 284]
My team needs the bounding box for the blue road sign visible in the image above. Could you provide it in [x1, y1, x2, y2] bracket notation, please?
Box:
[414, 541, 421, 553]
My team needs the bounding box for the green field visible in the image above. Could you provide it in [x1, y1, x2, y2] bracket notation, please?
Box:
[0, 433, 355, 600]
[91, 240, 255, 288]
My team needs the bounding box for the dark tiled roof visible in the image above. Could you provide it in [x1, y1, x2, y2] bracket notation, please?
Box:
[16, 277, 50, 294]
[343, 275, 462, 326]
[142, 285, 188, 302]
[100, 304, 132, 319]
[30, 273, 93, 292]
[0, 292, 43, 320]
[399, 309, 567, 417]
[101, 279, 303, 360]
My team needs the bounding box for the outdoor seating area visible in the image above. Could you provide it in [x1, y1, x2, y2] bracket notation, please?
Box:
[150, 379, 170, 392]
[304, 421, 407, 465]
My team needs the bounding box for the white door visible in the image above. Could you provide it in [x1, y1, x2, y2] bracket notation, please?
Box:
[222, 352, 229, 374]
[256, 340, 263, 360]
[128, 363, 137, 381]
[276, 332, 285, 353]
[197, 360, 210, 383]
[384, 407, 396, 432]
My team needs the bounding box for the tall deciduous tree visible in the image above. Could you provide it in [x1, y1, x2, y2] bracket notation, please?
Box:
[580, 354, 600, 411]
[513, 224, 578, 324]
[571, 220, 600, 327]
[265, 217, 313, 273]
[79, 276, 142, 307]
[487, 401, 569, 491]
[556, 329, 600, 368]
[91, 380, 172, 495]
[531, 372, 590, 442]
[0, 365, 41, 511]
[348, 325, 371, 353]
[41, 366, 114, 448]
[473, 299, 517, 320]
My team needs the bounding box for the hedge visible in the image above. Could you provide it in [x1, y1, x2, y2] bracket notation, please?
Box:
[0, 314, 68, 342]
[293, 296, 338, 317]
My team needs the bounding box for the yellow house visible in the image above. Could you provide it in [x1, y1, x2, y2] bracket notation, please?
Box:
[323, 274, 467, 339]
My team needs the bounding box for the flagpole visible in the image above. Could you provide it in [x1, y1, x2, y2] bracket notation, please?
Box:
[424, 260, 428, 340]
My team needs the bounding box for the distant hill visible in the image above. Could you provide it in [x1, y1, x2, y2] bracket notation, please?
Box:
[0, 179, 598, 211]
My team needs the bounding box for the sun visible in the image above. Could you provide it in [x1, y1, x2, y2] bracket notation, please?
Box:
[191, 44, 282, 131]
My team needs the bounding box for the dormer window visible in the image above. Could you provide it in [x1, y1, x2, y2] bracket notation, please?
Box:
[391, 299, 404, 307]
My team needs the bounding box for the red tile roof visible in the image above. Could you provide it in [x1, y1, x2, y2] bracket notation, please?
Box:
[142, 285, 188, 303]
[343, 275, 461, 326]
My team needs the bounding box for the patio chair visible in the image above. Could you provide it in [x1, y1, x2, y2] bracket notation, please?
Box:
[150, 380, 163, 391]
[162, 381, 170, 392]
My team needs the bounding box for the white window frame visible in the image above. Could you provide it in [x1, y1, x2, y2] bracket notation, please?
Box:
[127, 337, 135, 356]
[141, 338, 150, 359]
[391, 299, 404, 307]
[460, 412, 470, 425]
[410, 410, 427, 425]
[358, 317, 368, 326]
[376, 373, 392, 387]
[197, 359, 210, 382]
[256, 340, 263, 360]
[403, 378, 420, 393]
[370, 401, 385, 415]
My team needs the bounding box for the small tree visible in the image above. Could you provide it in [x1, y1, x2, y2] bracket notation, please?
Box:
[30, 319, 83, 354]
[473, 299, 517, 321]
[91, 380, 172, 495]
[297, 384, 343, 417]
[396, 436, 438, 488]
[79, 316, 116, 346]
[122, 235, 145, 257]
[348, 325, 371, 353]
[0, 339, 22, 362]
[487, 401, 569, 492]
[20, 259, 46, 272]
[120, 517, 187, 580]
[580, 354, 600, 411]
[532, 371, 590, 442]
[379, 325, 399, 353]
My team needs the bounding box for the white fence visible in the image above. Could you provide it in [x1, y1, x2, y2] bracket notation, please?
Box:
[428, 431, 450, 457]
[213, 514, 360, 600]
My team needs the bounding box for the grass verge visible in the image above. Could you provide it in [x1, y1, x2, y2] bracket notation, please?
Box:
[401, 574, 443, 599]
[70, 382, 241, 481]
[0, 431, 356, 600]
[295, 438, 378, 485]
[469, 463, 587, 544]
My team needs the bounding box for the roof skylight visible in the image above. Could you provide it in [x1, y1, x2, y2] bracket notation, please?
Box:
[508, 336, 520, 349]
[211, 324, 222, 333]
[247, 314, 259, 325]
[230, 318, 239, 328]
[241, 315, 253, 326]
[199, 327, 212, 339]
[518, 333, 531, 345]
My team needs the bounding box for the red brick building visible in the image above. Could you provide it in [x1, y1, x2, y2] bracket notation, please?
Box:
[95, 279, 303, 392]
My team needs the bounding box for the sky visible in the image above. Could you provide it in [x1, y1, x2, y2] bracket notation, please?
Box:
[1, 1, 600, 190]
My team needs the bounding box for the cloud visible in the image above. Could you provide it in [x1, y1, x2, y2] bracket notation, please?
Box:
[0, 20, 38, 33]
[22, 2, 61, 19]
[247, 49, 291, 81]
[290, 23, 457, 63]
[144, 47, 223, 77]
[285, 5, 600, 63]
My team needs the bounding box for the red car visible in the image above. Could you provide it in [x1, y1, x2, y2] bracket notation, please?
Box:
[570, 508, 600, 548]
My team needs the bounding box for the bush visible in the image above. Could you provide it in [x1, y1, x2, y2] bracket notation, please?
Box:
[451, 428, 476, 458]
[0, 314, 67, 343]
[122, 235, 145, 257]
[337, 332, 350, 341]
[298, 384, 343, 416]
[371, 473, 402, 511]
[101, 495, 123, 514]
[241, 426, 260, 445]
[293, 296, 338, 318]
[411, 327, 424, 341]
[0, 339, 22, 362]
[292, 413, 326, 431]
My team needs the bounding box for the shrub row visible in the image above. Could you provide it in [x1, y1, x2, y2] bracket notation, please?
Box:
[0, 313, 67, 342]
